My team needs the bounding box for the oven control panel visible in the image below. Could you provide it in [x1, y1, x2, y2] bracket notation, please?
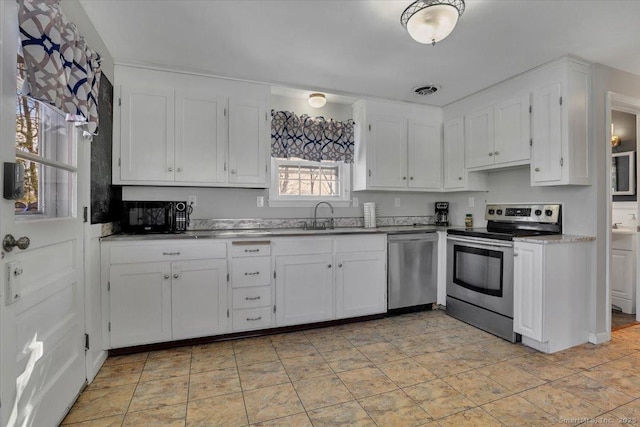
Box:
[485, 204, 561, 223]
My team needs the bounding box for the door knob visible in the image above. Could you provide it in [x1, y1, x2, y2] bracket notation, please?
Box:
[3, 235, 30, 252]
[164, 274, 170, 279]
[173, 274, 180, 279]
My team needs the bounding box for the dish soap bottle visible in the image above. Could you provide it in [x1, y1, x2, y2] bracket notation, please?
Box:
[465, 214, 473, 228]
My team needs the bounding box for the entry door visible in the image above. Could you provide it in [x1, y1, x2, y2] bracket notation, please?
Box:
[0, 3, 86, 425]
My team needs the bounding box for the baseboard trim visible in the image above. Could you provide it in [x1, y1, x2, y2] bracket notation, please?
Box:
[588, 331, 611, 344]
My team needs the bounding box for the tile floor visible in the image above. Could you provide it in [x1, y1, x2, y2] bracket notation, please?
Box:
[62, 310, 640, 426]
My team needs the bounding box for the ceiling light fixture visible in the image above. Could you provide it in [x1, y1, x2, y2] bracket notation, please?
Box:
[401, 0, 465, 46]
[308, 93, 326, 108]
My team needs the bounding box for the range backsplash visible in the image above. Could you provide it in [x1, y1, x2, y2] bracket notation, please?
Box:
[189, 215, 435, 230]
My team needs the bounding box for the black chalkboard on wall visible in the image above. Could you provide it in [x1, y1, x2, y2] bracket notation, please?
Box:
[90, 73, 122, 224]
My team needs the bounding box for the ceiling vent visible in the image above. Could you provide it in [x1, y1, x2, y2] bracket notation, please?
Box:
[413, 85, 440, 96]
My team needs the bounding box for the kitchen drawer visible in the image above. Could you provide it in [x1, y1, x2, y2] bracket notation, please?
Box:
[231, 241, 271, 257]
[109, 242, 227, 264]
[232, 307, 272, 331]
[231, 257, 271, 287]
[232, 286, 271, 309]
[335, 234, 386, 253]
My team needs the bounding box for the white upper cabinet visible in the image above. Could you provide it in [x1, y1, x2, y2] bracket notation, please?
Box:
[369, 113, 407, 188]
[494, 94, 531, 164]
[530, 58, 590, 186]
[120, 86, 175, 182]
[445, 56, 589, 187]
[408, 119, 442, 189]
[443, 117, 488, 191]
[352, 100, 443, 192]
[228, 97, 268, 185]
[175, 92, 227, 183]
[465, 106, 495, 169]
[114, 65, 269, 187]
[465, 94, 530, 170]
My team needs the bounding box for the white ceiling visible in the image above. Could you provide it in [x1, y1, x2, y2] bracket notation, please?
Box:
[79, 0, 640, 107]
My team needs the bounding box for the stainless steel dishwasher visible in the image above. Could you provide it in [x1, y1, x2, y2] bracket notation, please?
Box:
[388, 232, 438, 312]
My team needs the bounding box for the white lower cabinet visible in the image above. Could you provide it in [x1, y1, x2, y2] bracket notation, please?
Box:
[104, 241, 228, 348]
[275, 253, 334, 326]
[513, 239, 592, 353]
[109, 262, 172, 348]
[171, 260, 227, 340]
[335, 251, 386, 319]
[273, 235, 387, 327]
[611, 233, 637, 314]
[104, 234, 387, 347]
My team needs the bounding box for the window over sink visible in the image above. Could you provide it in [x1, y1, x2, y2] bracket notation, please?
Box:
[268, 157, 351, 207]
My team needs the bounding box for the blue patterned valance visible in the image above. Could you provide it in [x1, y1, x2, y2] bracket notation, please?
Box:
[18, 0, 102, 134]
[271, 111, 355, 163]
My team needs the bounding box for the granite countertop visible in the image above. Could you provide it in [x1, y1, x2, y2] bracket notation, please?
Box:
[513, 234, 596, 245]
[101, 224, 462, 241]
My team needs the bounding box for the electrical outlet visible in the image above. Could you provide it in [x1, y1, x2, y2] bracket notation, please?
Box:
[352, 197, 359, 207]
[188, 195, 197, 207]
[395, 198, 401, 208]
[257, 196, 264, 207]
[469, 197, 475, 208]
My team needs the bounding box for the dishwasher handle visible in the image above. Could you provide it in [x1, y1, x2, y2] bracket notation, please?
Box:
[387, 232, 438, 242]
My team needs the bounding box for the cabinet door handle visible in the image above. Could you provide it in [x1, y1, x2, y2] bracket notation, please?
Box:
[246, 316, 262, 322]
[245, 296, 261, 301]
[534, 167, 540, 172]
[163, 252, 181, 256]
[488, 152, 494, 157]
[458, 177, 462, 180]
[410, 177, 414, 180]
[514, 253, 519, 257]
[494, 151, 499, 155]
[245, 249, 260, 253]
[231, 169, 237, 174]
[173, 274, 179, 279]
[177, 167, 182, 172]
[163, 274, 170, 279]
[338, 263, 343, 268]
[402, 176, 406, 180]
[328, 264, 332, 268]
[168, 167, 173, 172]
[244, 271, 260, 276]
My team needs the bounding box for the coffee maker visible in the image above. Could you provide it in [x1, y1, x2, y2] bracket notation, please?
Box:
[435, 202, 449, 226]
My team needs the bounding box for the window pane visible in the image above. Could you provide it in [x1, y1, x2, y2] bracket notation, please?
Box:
[276, 161, 343, 198]
[16, 95, 40, 157]
[15, 158, 39, 213]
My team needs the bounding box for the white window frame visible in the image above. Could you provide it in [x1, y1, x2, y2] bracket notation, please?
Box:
[268, 157, 351, 207]
[15, 99, 77, 220]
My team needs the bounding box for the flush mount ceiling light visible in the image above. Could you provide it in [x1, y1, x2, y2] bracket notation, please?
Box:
[401, 0, 465, 46]
[308, 93, 326, 108]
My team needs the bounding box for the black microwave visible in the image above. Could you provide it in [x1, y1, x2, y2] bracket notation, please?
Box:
[121, 201, 190, 234]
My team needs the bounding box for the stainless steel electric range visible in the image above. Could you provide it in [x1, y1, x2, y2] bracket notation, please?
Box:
[446, 203, 562, 342]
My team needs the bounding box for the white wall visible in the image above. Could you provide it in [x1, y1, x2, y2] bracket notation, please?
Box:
[593, 65, 640, 337]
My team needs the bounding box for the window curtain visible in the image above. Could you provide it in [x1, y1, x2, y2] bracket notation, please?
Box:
[18, 0, 102, 135]
[271, 111, 355, 163]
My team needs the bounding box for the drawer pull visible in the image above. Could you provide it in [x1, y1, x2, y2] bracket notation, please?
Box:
[173, 274, 180, 279]
[246, 316, 262, 321]
[163, 252, 181, 256]
[245, 249, 260, 253]
[245, 296, 261, 301]
[244, 271, 260, 276]
[163, 274, 170, 279]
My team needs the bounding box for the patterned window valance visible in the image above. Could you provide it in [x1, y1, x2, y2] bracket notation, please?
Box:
[271, 111, 355, 164]
[18, 0, 102, 135]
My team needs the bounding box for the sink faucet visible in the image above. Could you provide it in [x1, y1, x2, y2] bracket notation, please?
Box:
[613, 222, 623, 229]
[313, 202, 334, 229]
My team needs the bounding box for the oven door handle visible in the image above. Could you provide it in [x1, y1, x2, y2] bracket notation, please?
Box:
[447, 236, 514, 248]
